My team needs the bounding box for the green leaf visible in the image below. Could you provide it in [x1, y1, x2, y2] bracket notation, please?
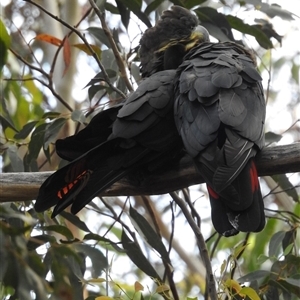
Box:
[88, 85, 107, 101]
[238, 270, 270, 283]
[239, 287, 260, 300]
[65, 253, 86, 280]
[185, 0, 207, 9]
[129, 206, 171, 264]
[257, 254, 269, 264]
[105, 2, 119, 14]
[283, 244, 294, 257]
[121, 0, 152, 28]
[71, 110, 86, 124]
[87, 27, 110, 48]
[195, 7, 234, 41]
[84, 69, 117, 88]
[260, 3, 294, 20]
[27, 123, 48, 161]
[121, 229, 161, 281]
[269, 231, 285, 258]
[96, 0, 106, 12]
[43, 118, 66, 149]
[14, 121, 39, 140]
[0, 115, 19, 132]
[0, 19, 11, 71]
[276, 279, 300, 297]
[41, 225, 74, 240]
[73, 244, 107, 278]
[72, 43, 102, 58]
[272, 174, 299, 202]
[226, 15, 273, 49]
[116, 0, 130, 29]
[7, 144, 24, 172]
[144, 0, 164, 15]
[84, 233, 113, 243]
[59, 211, 91, 232]
[42, 111, 61, 119]
[284, 278, 300, 289]
[291, 63, 299, 85]
[27, 234, 56, 251]
[265, 131, 283, 143]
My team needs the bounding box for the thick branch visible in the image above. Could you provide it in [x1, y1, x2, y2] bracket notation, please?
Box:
[0, 143, 299, 203]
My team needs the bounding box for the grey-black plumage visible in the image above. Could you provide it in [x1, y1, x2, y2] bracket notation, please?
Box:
[35, 6, 265, 237]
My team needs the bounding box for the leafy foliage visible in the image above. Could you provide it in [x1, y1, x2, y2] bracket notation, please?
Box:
[0, 0, 299, 299]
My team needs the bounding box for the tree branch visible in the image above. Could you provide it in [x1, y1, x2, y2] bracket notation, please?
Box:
[0, 143, 299, 203]
[169, 191, 217, 300]
[89, 0, 134, 92]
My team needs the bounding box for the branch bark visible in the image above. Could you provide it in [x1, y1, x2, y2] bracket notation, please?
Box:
[1, 143, 299, 203]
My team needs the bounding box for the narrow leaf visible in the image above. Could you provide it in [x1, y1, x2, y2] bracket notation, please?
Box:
[121, 230, 161, 281]
[14, 121, 39, 139]
[239, 287, 260, 300]
[0, 115, 19, 132]
[0, 19, 11, 71]
[265, 131, 283, 143]
[34, 34, 62, 46]
[129, 206, 171, 264]
[87, 27, 110, 48]
[63, 37, 71, 76]
[28, 123, 48, 161]
[59, 211, 91, 232]
[7, 145, 24, 172]
[269, 231, 285, 258]
[272, 174, 299, 202]
[42, 111, 61, 119]
[238, 270, 270, 283]
[41, 225, 74, 240]
[43, 118, 66, 149]
[74, 244, 108, 278]
[73, 43, 102, 58]
[84, 69, 117, 88]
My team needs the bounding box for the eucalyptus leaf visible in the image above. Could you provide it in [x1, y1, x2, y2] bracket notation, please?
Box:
[121, 230, 161, 281]
[14, 121, 39, 139]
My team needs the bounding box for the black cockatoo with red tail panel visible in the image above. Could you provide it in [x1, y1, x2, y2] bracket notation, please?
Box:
[35, 6, 265, 237]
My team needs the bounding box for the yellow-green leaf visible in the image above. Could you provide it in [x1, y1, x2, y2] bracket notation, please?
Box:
[0, 18, 11, 71]
[225, 279, 242, 293]
[73, 43, 102, 58]
[86, 278, 107, 283]
[156, 284, 170, 294]
[239, 287, 260, 300]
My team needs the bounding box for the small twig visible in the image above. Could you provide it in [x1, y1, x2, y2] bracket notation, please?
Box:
[139, 195, 179, 300]
[88, 0, 134, 92]
[48, 6, 92, 93]
[182, 188, 202, 227]
[169, 201, 176, 256]
[208, 233, 221, 259]
[230, 233, 250, 279]
[169, 192, 217, 300]
[8, 48, 73, 112]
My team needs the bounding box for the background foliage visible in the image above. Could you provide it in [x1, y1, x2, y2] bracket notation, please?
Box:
[0, 0, 299, 299]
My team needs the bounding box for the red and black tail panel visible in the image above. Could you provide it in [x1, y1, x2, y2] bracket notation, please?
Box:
[206, 158, 265, 236]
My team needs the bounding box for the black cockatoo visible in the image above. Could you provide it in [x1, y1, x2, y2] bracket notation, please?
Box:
[35, 6, 265, 237]
[35, 6, 208, 217]
[174, 42, 265, 236]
